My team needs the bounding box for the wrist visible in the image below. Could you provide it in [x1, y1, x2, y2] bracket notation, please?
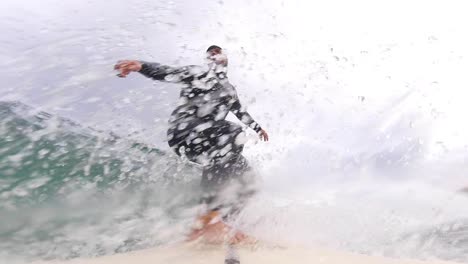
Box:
[137, 61, 146, 72]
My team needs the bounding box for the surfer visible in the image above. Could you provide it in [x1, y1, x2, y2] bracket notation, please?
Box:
[114, 45, 268, 244]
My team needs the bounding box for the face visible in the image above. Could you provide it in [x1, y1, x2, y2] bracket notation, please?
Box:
[207, 48, 228, 66]
[207, 47, 222, 57]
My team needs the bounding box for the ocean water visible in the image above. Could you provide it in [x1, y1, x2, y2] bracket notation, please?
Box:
[2, 0, 468, 263]
[0, 101, 202, 261]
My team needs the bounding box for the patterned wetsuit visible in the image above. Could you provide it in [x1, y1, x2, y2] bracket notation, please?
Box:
[139, 61, 262, 216]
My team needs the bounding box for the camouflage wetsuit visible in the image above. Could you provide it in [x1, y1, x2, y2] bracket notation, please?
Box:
[139, 61, 262, 217]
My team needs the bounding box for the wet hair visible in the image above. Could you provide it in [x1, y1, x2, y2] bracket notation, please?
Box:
[206, 45, 222, 52]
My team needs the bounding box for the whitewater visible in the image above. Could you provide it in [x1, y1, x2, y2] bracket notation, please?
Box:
[1, 0, 468, 263]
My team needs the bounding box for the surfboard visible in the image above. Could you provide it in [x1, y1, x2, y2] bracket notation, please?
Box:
[38, 242, 460, 264]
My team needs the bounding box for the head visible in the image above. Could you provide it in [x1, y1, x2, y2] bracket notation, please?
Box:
[206, 45, 228, 66]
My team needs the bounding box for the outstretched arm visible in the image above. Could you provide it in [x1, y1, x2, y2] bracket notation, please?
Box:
[114, 60, 195, 83]
[231, 96, 269, 141]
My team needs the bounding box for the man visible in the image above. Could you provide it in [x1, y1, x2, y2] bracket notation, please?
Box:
[114, 45, 268, 243]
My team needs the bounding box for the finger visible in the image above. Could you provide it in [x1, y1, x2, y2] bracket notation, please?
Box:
[122, 70, 130, 76]
[118, 69, 130, 77]
[114, 60, 127, 69]
[118, 60, 130, 65]
[115, 63, 129, 70]
[115, 60, 132, 69]
[118, 63, 128, 70]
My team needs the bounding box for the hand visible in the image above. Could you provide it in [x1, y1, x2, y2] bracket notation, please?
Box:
[259, 129, 269, 142]
[114, 60, 142, 78]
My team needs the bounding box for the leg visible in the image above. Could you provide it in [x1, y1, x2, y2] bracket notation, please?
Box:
[199, 121, 253, 219]
[220, 155, 258, 222]
[183, 121, 258, 243]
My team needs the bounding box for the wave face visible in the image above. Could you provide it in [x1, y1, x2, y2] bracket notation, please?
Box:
[0, 101, 201, 261]
[2, 0, 468, 263]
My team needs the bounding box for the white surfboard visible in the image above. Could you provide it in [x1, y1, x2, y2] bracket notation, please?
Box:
[39, 243, 460, 264]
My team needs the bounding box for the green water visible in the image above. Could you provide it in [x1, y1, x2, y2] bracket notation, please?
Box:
[0, 101, 200, 261]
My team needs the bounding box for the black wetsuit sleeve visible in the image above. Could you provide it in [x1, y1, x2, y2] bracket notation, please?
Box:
[230, 96, 263, 133]
[138, 62, 193, 83]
